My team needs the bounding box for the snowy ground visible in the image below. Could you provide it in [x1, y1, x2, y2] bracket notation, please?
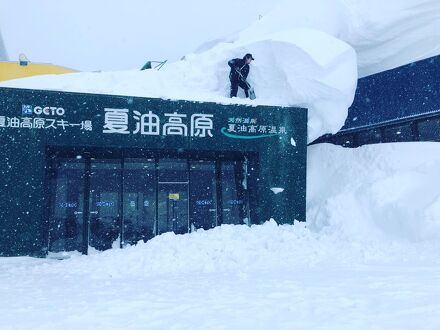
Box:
[2, 225, 440, 330]
[1, 143, 440, 330]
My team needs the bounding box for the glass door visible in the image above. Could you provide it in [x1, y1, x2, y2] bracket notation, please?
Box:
[47, 151, 253, 254]
[158, 183, 189, 234]
[157, 159, 189, 235]
[88, 159, 121, 251]
[48, 159, 85, 253]
[123, 159, 156, 245]
[221, 160, 248, 225]
[190, 160, 217, 230]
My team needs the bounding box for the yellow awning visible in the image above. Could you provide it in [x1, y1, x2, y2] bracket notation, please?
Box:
[0, 61, 77, 82]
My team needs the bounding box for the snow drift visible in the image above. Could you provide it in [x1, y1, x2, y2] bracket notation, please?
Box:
[238, 0, 440, 77]
[308, 142, 440, 243]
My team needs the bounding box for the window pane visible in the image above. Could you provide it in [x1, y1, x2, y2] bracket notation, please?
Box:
[49, 159, 85, 253]
[382, 124, 413, 142]
[190, 161, 217, 230]
[221, 161, 247, 225]
[158, 158, 188, 182]
[158, 183, 189, 235]
[89, 159, 121, 251]
[418, 118, 440, 141]
[123, 159, 156, 245]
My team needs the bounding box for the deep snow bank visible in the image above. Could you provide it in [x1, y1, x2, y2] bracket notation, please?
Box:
[44, 218, 439, 280]
[345, 0, 440, 77]
[307, 142, 440, 242]
[239, 0, 440, 77]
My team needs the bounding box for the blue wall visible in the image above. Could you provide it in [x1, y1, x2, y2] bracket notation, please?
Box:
[342, 55, 440, 132]
[314, 54, 440, 147]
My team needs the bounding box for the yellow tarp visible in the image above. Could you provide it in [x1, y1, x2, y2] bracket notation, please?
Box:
[0, 62, 76, 82]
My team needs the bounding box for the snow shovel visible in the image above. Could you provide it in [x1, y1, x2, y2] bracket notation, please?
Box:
[236, 70, 256, 100]
[245, 80, 256, 100]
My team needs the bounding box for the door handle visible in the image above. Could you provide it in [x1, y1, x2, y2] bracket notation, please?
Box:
[90, 211, 98, 214]
[74, 211, 83, 215]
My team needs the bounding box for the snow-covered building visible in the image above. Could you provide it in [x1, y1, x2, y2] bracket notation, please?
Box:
[0, 87, 307, 256]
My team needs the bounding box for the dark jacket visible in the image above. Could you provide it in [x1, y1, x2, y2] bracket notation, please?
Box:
[228, 58, 249, 81]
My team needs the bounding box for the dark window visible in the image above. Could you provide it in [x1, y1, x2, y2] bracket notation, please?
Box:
[330, 134, 355, 147]
[190, 161, 217, 230]
[382, 124, 413, 143]
[356, 128, 382, 146]
[89, 159, 121, 251]
[47, 151, 253, 254]
[417, 118, 440, 141]
[158, 158, 188, 182]
[158, 159, 189, 235]
[123, 159, 156, 245]
[221, 161, 248, 225]
[48, 159, 85, 253]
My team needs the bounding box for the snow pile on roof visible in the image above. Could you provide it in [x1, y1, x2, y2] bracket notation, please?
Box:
[345, 0, 440, 77]
[2, 0, 439, 141]
[0, 28, 357, 142]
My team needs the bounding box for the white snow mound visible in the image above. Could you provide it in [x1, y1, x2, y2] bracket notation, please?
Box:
[307, 142, 440, 242]
[239, 0, 440, 76]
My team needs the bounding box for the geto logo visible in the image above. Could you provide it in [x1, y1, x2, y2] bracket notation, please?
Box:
[22, 105, 33, 116]
[33, 106, 65, 116]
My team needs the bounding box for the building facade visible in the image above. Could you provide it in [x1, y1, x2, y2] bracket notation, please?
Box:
[0, 87, 307, 256]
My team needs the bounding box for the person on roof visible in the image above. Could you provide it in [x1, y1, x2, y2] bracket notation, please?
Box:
[228, 53, 254, 98]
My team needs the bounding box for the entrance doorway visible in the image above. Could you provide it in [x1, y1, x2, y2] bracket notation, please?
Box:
[47, 150, 252, 254]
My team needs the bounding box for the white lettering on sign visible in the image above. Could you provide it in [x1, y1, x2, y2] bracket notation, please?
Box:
[102, 108, 214, 138]
[133, 110, 160, 135]
[0, 115, 92, 131]
[226, 117, 287, 136]
[163, 112, 187, 136]
[103, 108, 129, 134]
[33, 106, 65, 116]
[191, 114, 213, 137]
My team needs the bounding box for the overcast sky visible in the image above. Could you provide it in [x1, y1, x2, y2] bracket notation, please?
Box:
[0, 0, 275, 71]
